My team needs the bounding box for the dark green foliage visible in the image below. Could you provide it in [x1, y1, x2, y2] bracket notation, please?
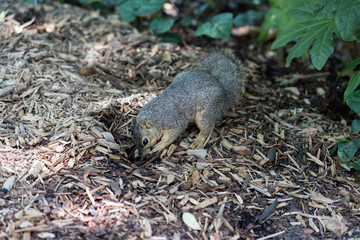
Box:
[347, 159, 360, 170]
[118, 0, 164, 22]
[262, 0, 360, 170]
[160, 32, 182, 44]
[150, 17, 175, 34]
[24, 0, 265, 40]
[262, 0, 360, 70]
[346, 90, 360, 116]
[233, 10, 264, 27]
[351, 119, 360, 133]
[335, 138, 360, 170]
[338, 141, 358, 163]
[179, 16, 192, 27]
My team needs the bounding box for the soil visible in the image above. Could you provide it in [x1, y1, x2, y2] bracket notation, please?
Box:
[0, 1, 359, 240]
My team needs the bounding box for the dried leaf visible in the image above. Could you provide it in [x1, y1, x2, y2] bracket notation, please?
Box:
[182, 212, 201, 230]
[322, 217, 348, 235]
[310, 191, 335, 204]
[167, 174, 175, 185]
[187, 149, 207, 158]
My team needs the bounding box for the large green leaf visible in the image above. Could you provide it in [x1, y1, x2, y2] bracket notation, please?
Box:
[344, 71, 360, 102]
[346, 90, 360, 116]
[258, 0, 304, 43]
[289, 1, 316, 20]
[272, 18, 335, 70]
[335, 0, 360, 41]
[285, 31, 314, 67]
[314, 0, 341, 20]
[309, 20, 335, 70]
[337, 57, 360, 80]
[271, 19, 331, 49]
[150, 17, 175, 34]
[195, 13, 233, 39]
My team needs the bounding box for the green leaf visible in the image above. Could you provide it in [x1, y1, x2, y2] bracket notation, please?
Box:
[289, 1, 316, 20]
[314, 0, 341, 20]
[337, 57, 360, 80]
[137, 0, 164, 16]
[161, 33, 182, 44]
[195, 13, 233, 39]
[150, 17, 175, 34]
[90, 1, 106, 11]
[194, 3, 209, 16]
[274, 18, 335, 69]
[258, 7, 281, 43]
[346, 90, 360, 116]
[119, 0, 164, 22]
[233, 10, 264, 27]
[309, 20, 336, 70]
[344, 71, 360, 102]
[335, 0, 360, 41]
[119, 0, 138, 22]
[258, 0, 303, 43]
[353, 137, 360, 147]
[352, 119, 360, 133]
[271, 19, 325, 50]
[347, 159, 360, 170]
[338, 141, 358, 163]
[285, 30, 314, 67]
[180, 16, 192, 27]
[334, 138, 351, 143]
[329, 144, 338, 156]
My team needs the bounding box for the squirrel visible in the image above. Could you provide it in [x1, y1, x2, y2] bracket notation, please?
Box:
[132, 48, 246, 158]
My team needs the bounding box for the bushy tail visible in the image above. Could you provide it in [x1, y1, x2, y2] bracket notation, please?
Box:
[194, 48, 245, 106]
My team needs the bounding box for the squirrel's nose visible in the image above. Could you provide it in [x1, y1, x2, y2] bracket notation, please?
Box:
[134, 149, 142, 158]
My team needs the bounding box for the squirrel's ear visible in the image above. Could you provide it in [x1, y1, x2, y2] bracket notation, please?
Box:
[139, 120, 153, 129]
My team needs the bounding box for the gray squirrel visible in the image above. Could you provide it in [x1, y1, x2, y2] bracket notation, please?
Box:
[133, 48, 246, 157]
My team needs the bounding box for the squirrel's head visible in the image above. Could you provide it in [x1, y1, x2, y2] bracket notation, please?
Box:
[132, 118, 162, 157]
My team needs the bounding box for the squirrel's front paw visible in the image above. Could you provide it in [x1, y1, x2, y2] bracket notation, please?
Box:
[149, 144, 166, 154]
[190, 136, 206, 149]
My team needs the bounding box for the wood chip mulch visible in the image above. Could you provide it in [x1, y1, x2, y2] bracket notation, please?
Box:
[1, 1, 360, 239]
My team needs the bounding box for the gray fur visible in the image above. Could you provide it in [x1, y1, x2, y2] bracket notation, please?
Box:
[133, 48, 246, 157]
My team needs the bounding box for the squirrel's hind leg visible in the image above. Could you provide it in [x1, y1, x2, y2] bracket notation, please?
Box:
[191, 110, 216, 149]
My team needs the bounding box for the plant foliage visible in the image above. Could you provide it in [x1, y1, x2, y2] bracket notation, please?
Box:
[262, 0, 360, 170]
[265, 0, 360, 70]
[25, 0, 266, 40]
[150, 17, 175, 34]
[118, 0, 164, 22]
[195, 13, 233, 39]
[333, 137, 360, 171]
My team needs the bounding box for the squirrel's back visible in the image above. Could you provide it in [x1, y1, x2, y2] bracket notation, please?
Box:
[193, 48, 245, 106]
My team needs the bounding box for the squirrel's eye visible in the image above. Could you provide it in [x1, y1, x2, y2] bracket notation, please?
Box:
[143, 138, 148, 146]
